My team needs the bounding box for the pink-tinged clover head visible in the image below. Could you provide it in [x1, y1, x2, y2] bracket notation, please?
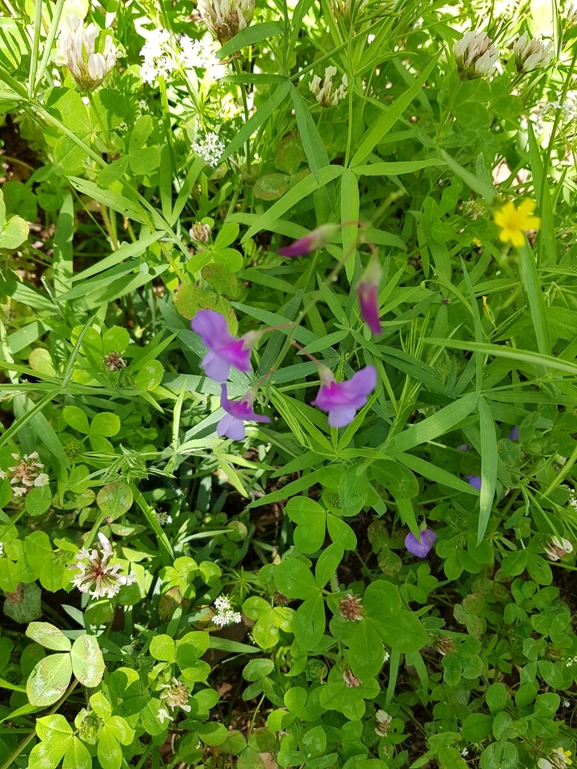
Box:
[405, 527, 437, 558]
[311, 364, 377, 427]
[466, 474, 482, 490]
[191, 310, 254, 382]
[278, 223, 340, 257]
[217, 384, 271, 440]
[357, 255, 382, 334]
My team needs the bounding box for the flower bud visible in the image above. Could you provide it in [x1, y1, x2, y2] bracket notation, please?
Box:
[343, 668, 363, 688]
[338, 593, 364, 621]
[309, 66, 348, 107]
[278, 223, 340, 257]
[453, 31, 499, 79]
[357, 253, 382, 334]
[57, 14, 120, 90]
[375, 710, 392, 737]
[190, 222, 212, 244]
[514, 33, 553, 73]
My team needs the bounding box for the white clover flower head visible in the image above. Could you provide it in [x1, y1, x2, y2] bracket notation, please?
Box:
[453, 31, 499, 79]
[197, 0, 255, 43]
[140, 28, 179, 85]
[213, 594, 242, 627]
[69, 532, 136, 599]
[192, 132, 226, 167]
[564, 700, 571, 708]
[514, 33, 553, 72]
[2, 451, 50, 497]
[160, 677, 191, 712]
[57, 13, 120, 90]
[545, 536, 573, 561]
[375, 709, 392, 736]
[309, 66, 348, 106]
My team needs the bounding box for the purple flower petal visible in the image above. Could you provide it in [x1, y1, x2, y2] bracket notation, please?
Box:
[191, 310, 252, 382]
[312, 365, 377, 427]
[405, 528, 438, 558]
[278, 233, 316, 257]
[217, 413, 246, 440]
[509, 426, 519, 441]
[358, 282, 382, 334]
[466, 474, 482, 490]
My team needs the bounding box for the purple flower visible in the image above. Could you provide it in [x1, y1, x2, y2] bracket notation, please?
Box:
[466, 474, 482, 490]
[217, 385, 271, 440]
[357, 254, 382, 334]
[312, 365, 377, 427]
[191, 310, 256, 382]
[278, 223, 339, 257]
[509, 425, 519, 441]
[405, 528, 437, 558]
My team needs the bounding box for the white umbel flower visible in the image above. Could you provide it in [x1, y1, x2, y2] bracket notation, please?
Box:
[212, 594, 242, 627]
[180, 35, 226, 79]
[57, 14, 120, 90]
[69, 533, 136, 599]
[453, 31, 499, 78]
[197, 0, 255, 43]
[514, 33, 553, 72]
[192, 132, 226, 167]
[309, 66, 348, 107]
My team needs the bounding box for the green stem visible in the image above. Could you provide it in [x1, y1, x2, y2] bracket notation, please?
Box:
[28, 0, 43, 98]
[0, 679, 80, 769]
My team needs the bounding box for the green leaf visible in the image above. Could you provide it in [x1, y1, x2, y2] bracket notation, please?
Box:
[0, 214, 28, 249]
[292, 593, 325, 648]
[274, 560, 319, 599]
[439, 149, 496, 205]
[487, 682, 508, 715]
[26, 653, 72, 706]
[518, 241, 551, 355]
[480, 741, 518, 769]
[96, 481, 133, 518]
[254, 173, 290, 200]
[63, 736, 92, 769]
[290, 86, 330, 181]
[462, 713, 493, 742]
[106, 715, 134, 745]
[150, 634, 176, 662]
[98, 726, 122, 769]
[326, 514, 357, 549]
[339, 464, 368, 516]
[243, 658, 275, 681]
[348, 619, 385, 679]
[363, 580, 402, 621]
[26, 622, 71, 652]
[134, 360, 164, 390]
[352, 159, 446, 175]
[350, 55, 439, 167]
[286, 496, 326, 553]
[217, 21, 285, 59]
[371, 460, 419, 499]
[373, 609, 429, 654]
[63, 405, 90, 434]
[90, 413, 121, 437]
[71, 635, 105, 687]
[25, 485, 52, 516]
[315, 542, 344, 588]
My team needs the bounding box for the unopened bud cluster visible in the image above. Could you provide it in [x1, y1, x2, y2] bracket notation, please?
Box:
[309, 66, 348, 107]
[57, 14, 120, 90]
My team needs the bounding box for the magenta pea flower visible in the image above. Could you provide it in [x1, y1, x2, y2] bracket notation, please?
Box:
[278, 223, 339, 257]
[466, 474, 482, 490]
[217, 384, 271, 440]
[357, 254, 382, 334]
[405, 527, 437, 558]
[312, 364, 377, 428]
[191, 310, 257, 382]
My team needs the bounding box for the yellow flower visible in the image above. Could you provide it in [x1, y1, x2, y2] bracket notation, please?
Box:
[559, 748, 573, 766]
[472, 237, 482, 247]
[493, 199, 541, 247]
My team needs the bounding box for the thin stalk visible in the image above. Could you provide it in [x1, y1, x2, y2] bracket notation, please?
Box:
[28, 0, 44, 97]
[33, 0, 66, 95]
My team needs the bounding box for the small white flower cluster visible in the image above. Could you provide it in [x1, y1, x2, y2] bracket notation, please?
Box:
[57, 13, 120, 90]
[383, 649, 390, 663]
[155, 511, 172, 526]
[453, 31, 499, 78]
[514, 33, 553, 73]
[461, 748, 469, 757]
[180, 36, 225, 79]
[140, 29, 179, 84]
[309, 66, 348, 107]
[533, 95, 577, 133]
[140, 29, 225, 85]
[192, 132, 226, 167]
[157, 677, 191, 724]
[69, 532, 136, 599]
[565, 655, 577, 667]
[213, 594, 242, 627]
[0, 452, 50, 497]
